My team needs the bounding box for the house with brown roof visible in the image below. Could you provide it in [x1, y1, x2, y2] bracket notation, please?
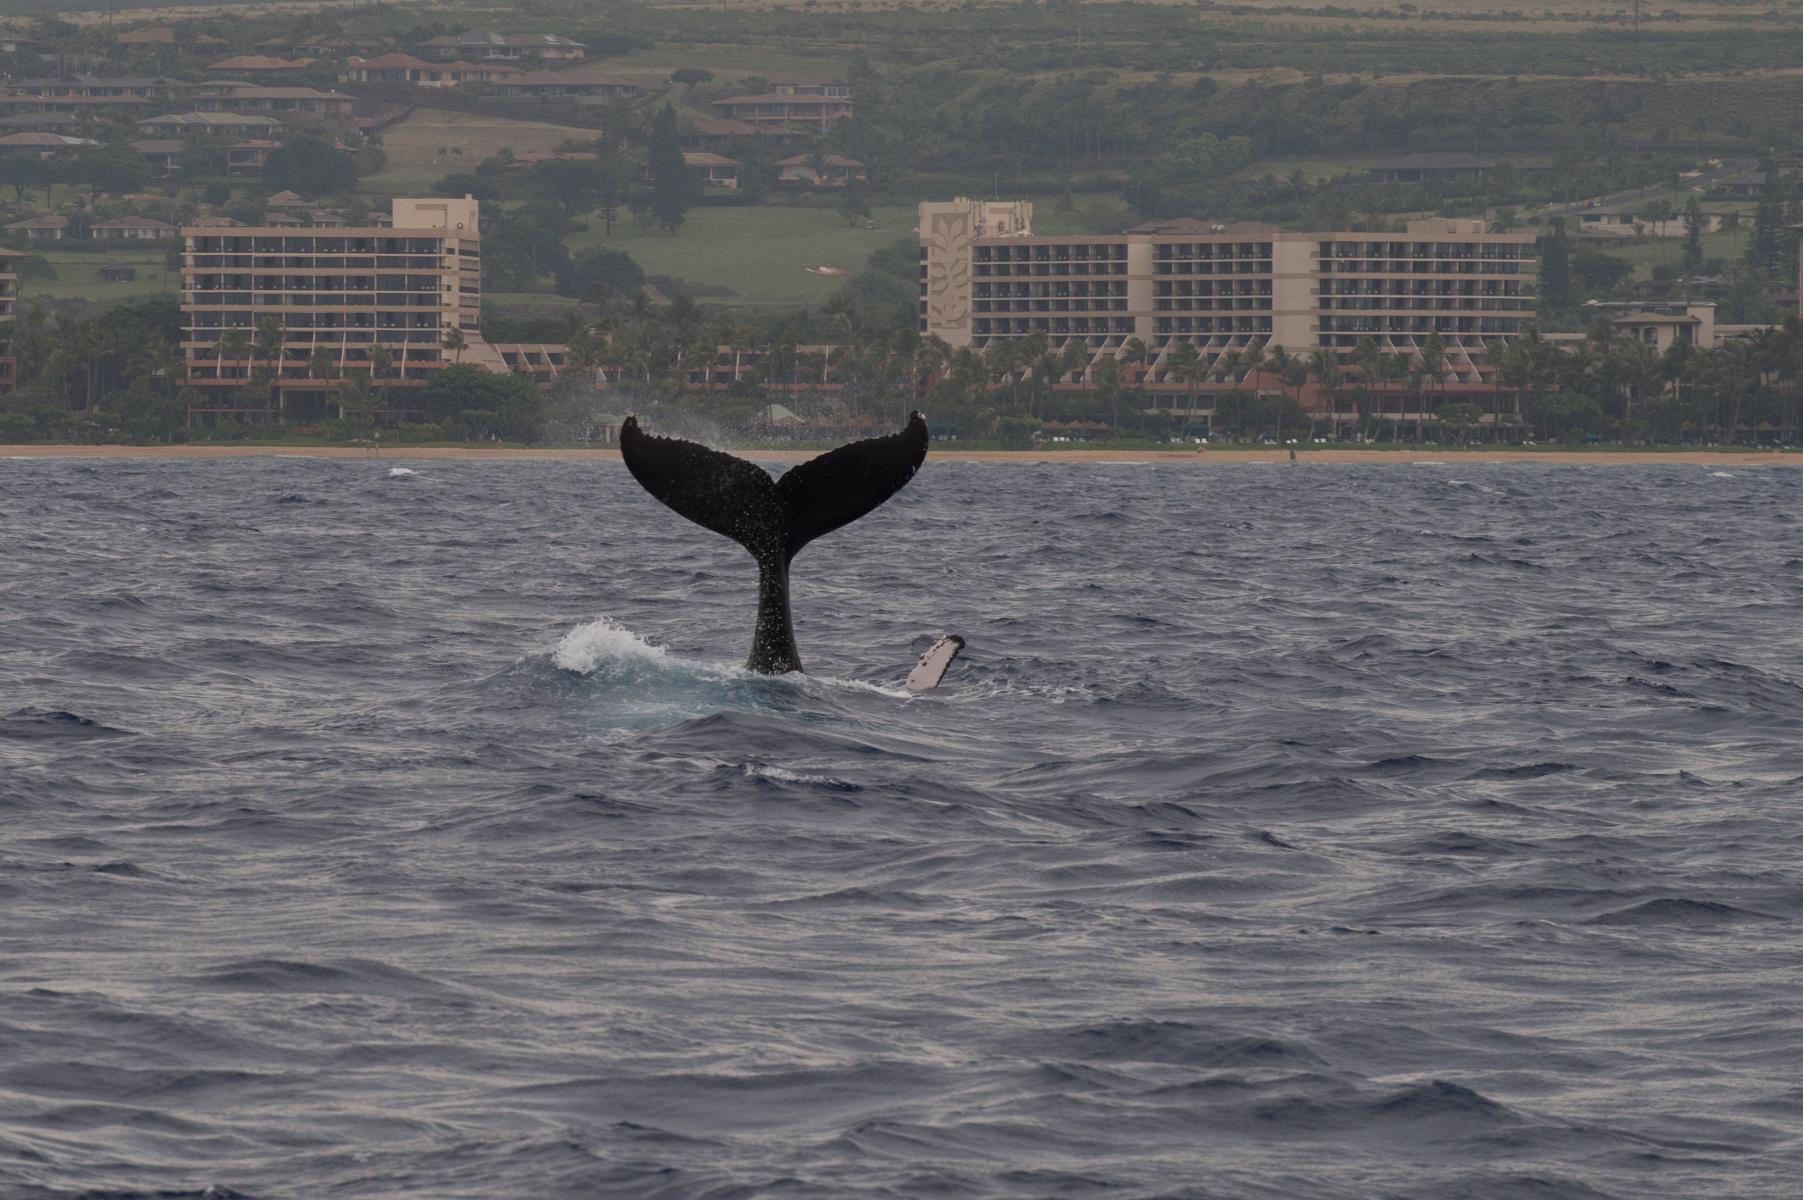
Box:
[91, 216, 178, 241]
[0, 131, 97, 156]
[207, 56, 314, 74]
[191, 84, 355, 121]
[6, 215, 68, 241]
[339, 54, 516, 87]
[226, 139, 281, 177]
[137, 112, 285, 137]
[713, 93, 854, 133]
[1367, 152, 1495, 184]
[8, 75, 186, 100]
[683, 151, 740, 189]
[683, 115, 806, 151]
[416, 31, 586, 62]
[776, 153, 865, 187]
[131, 138, 187, 174]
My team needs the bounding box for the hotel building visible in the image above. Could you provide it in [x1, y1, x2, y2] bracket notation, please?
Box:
[181, 196, 512, 417]
[0, 248, 21, 392]
[919, 198, 1538, 384]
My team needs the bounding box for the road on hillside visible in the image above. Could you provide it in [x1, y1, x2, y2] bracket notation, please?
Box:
[1530, 158, 1758, 222]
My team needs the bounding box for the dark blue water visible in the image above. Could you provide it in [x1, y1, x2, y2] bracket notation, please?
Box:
[2, 455, 1802, 1200]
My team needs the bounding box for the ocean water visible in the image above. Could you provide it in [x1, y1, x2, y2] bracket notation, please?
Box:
[2, 455, 1801, 1200]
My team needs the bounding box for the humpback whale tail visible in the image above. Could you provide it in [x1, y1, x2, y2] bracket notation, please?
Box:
[619, 412, 929, 674]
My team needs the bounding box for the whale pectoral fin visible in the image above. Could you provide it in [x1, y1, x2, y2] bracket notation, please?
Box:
[778, 411, 929, 558]
[620, 415, 781, 552]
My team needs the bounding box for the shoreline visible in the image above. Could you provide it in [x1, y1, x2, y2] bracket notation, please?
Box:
[2, 445, 1799, 466]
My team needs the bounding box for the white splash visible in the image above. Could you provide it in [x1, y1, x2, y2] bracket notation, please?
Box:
[1708, 471, 1735, 478]
[552, 617, 670, 674]
[386, 467, 417, 478]
[743, 764, 839, 784]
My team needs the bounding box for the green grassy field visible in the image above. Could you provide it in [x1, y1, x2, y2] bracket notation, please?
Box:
[568, 204, 918, 307]
[1604, 227, 1749, 279]
[362, 108, 600, 195]
[563, 194, 1138, 307]
[22, 246, 177, 305]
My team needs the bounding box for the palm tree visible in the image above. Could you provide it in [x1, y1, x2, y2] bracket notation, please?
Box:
[217, 328, 251, 386]
[252, 317, 284, 424]
[1166, 341, 1202, 421]
[1309, 348, 1342, 439]
[442, 326, 467, 366]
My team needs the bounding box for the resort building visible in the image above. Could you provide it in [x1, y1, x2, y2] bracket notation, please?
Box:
[0, 248, 22, 391]
[180, 196, 518, 422]
[918, 198, 1539, 385]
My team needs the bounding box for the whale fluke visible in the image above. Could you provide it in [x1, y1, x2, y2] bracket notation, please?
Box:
[620, 413, 929, 674]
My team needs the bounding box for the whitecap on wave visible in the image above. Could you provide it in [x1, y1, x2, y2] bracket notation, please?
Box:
[386, 467, 417, 478]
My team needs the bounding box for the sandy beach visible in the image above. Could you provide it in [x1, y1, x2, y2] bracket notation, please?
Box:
[2, 444, 1799, 466]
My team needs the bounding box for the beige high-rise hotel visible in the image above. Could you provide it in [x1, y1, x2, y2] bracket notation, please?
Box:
[919, 198, 1538, 383]
[180, 197, 510, 419]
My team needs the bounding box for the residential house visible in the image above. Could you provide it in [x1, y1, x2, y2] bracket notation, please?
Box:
[777, 153, 865, 187]
[137, 112, 285, 137]
[132, 138, 187, 175]
[8, 75, 186, 100]
[0, 94, 150, 119]
[684, 151, 740, 189]
[266, 190, 309, 208]
[6, 215, 68, 241]
[91, 216, 178, 240]
[0, 131, 97, 157]
[338, 53, 516, 87]
[0, 113, 80, 132]
[226, 138, 281, 176]
[190, 84, 356, 121]
[1368, 152, 1495, 184]
[206, 56, 315, 75]
[773, 81, 852, 98]
[712, 93, 854, 133]
[416, 32, 586, 61]
[684, 115, 804, 151]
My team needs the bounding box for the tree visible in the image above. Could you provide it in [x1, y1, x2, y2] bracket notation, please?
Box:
[263, 134, 360, 196]
[554, 247, 646, 300]
[1682, 196, 1705, 274]
[645, 103, 695, 235]
[70, 144, 150, 198]
[442, 326, 467, 366]
[1540, 218, 1573, 312]
[836, 179, 872, 227]
[1436, 401, 1483, 445]
[1570, 250, 1633, 299]
[417, 364, 543, 441]
[670, 67, 714, 95]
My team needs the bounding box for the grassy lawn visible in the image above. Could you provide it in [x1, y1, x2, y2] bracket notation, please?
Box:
[23, 245, 178, 305]
[1605, 227, 1749, 278]
[362, 108, 600, 195]
[569, 203, 917, 307]
[563, 193, 1137, 308]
